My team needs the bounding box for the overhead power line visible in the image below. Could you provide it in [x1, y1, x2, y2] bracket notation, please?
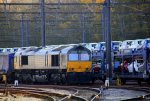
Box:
[0, 11, 149, 15]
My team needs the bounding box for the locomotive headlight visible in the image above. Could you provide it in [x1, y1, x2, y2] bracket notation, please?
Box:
[86, 68, 90, 72]
[69, 68, 74, 72]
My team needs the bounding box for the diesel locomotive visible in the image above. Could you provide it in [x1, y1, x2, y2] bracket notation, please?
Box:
[0, 45, 93, 84]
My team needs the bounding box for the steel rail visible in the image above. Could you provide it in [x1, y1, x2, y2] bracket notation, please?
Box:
[90, 88, 102, 101]
[16, 87, 88, 101]
[59, 88, 78, 101]
[0, 88, 55, 101]
[12, 86, 87, 101]
[144, 93, 150, 100]
[65, 86, 102, 101]
[13, 85, 102, 101]
[59, 94, 88, 101]
[0, 87, 79, 101]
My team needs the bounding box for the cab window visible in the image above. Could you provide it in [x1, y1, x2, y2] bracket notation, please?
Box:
[80, 51, 90, 61]
[69, 51, 78, 61]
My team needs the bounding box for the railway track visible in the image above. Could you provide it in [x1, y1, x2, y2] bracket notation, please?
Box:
[19, 84, 102, 101]
[0, 84, 150, 101]
[0, 85, 101, 101]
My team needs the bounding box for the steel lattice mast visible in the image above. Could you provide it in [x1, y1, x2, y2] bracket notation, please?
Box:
[103, 0, 112, 81]
[40, 0, 46, 47]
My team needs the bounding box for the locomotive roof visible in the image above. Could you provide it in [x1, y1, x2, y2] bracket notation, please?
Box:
[49, 45, 74, 55]
[34, 47, 54, 55]
[48, 45, 90, 55]
[52, 45, 69, 51]
[68, 45, 91, 54]
[15, 47, 39, 56]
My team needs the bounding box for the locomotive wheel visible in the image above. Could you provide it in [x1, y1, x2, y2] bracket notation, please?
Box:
[147, 77, 150, 85]
[121, 79, 126, 85]
[148, 80, 150, 85]
[47, 74, 51, 83]
[60, 74, 67, 84]
[137, 80, 141, 86]
[92, 78, 95, 84]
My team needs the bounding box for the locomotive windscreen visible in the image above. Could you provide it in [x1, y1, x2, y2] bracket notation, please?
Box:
[80, 51, 90, 61]
[69, 51, 78, 61]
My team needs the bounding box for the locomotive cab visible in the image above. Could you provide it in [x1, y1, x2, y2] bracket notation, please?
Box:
[67, 46, 92, 72]
[66, 45, 92, 83]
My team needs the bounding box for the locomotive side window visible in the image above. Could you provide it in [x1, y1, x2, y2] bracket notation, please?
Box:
[80, 51, 90, 61]
[21, 56, 28, 65]
[68, 51, 78, 61]
[51, 55, 59, 66]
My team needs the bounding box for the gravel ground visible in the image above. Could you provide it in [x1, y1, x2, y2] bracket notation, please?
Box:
[0, 94, 47, 101]
[40, 88, 75, 95]
[100, 88, 147, 101]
